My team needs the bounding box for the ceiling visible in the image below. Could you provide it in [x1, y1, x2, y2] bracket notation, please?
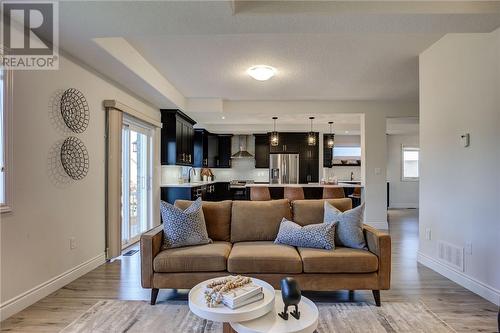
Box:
[52, 1, 500, 133]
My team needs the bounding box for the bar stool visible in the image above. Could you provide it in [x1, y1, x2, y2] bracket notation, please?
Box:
[322, 187, 345, 199]
[284, 187, 305, 201]
[250, 187, 271, 201]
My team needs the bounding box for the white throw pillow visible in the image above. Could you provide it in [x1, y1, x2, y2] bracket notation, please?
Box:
[324, 202, 367, 250]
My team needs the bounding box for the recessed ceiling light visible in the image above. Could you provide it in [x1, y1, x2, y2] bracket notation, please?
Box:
[345, 130, 349, 134]
[247, 65, 277, 81]
[221, 116, 226, 120]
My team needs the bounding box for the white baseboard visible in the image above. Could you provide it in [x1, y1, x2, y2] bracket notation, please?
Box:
[365, 221, 389, 230]
[389, 203, 419, 209]
[417, 251, 500, 306]
[0, 252, 106, 321]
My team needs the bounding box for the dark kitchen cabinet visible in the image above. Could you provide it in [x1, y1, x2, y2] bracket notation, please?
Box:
[194, 129, 208, 167]
[161, 182, 232, 204]
[269, 132, 303, 153]
[214, 182, 231, 200]
[216, 135, 232, 168]
[299, 158, 319, 183]
[300, 132, 319, 184]
[323, 134, 333, 168]
[194, 129, 220, 168]
[254, 134, 270, 168]
[161, 109, 196, 166]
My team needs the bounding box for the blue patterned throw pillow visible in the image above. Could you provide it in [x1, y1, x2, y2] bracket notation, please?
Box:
[274, 218, 337, 250]
[160, 198, 211, 249]
[324, 202, 367, 250]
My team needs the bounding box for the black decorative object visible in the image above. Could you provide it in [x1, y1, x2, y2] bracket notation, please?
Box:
[60, 88, 90, 133]
[278, 277, 301, 320]
[60, 136, 89, 180]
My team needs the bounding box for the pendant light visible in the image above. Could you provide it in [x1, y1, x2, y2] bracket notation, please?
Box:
[327, 121, 335, 149]
[270, 117, 279, 146]
[307, 117, 316, 146]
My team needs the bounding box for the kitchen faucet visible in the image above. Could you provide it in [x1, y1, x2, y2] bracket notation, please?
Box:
[350, 171, 354, 181]
[187, 167, 197, 183]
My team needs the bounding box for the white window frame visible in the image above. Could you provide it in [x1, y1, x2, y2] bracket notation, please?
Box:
[1, 70, 13, 213]
[401, 145, 419, 182]
[121, 115, 154, 248]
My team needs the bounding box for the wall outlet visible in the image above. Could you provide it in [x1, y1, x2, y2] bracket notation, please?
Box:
[465, 241, 472, 255]
[425, 228, 432, 240]
[70, 237, 77, 250]
[374, 167, 381, 175]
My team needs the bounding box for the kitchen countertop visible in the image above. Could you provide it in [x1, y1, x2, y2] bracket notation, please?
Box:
[160, 181, 218, 188]
[246, 183, 363, 188]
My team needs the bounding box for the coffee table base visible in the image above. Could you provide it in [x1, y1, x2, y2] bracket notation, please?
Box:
[223, 323, 237, 333]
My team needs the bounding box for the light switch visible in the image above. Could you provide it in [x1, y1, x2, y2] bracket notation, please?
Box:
[374, 168, 381, 175]
[460, 133, 470, 147]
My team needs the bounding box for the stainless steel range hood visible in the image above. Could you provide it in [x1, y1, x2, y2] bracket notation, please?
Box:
[231, 135, 254, 159]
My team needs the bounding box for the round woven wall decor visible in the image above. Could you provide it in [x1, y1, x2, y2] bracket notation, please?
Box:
[60, 88, 90, 133]
[60, 136, 89, 180]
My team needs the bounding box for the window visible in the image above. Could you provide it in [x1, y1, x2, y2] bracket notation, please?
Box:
[1, 70, 12, 213]
[402, 146, 419, 181]
[333, 146, 361, 158]
[121, 115, 154, 248]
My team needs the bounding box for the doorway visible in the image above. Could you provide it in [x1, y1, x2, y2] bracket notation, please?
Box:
[121, 116, 153, 249]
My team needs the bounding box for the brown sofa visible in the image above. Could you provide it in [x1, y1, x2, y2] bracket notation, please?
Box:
[141, 198, 391, 306]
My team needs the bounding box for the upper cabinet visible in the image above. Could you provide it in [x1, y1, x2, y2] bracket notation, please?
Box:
[269, 132, 304, 153]
[160, 109, 196, 166]
[254, 134, 270, 168]
[323, 133, 333, 168]
[194, 129, 219, 168]
[193, 130, 232, 168]
[216, 135, 233, 168]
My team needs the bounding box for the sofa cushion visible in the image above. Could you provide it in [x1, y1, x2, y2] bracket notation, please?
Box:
[292, 198, 352, 226]
[228, 241, 302, 274]
[324, 202, 367, 250]
[153, 241, 232, 273]
[275, 218, 337, 250]
[298, 246, 378, 273]
[231, 199, 292, 242]
[175, 200, 232, 242]
[160, 198, 211, 249]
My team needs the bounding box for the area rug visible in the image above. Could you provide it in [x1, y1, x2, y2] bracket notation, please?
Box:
[60, 300, 456, 333]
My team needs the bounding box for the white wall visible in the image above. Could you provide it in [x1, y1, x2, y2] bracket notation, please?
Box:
[419, 29, 500, 305]
[0, 53, 159, 319]
[361, 113, 388, 229]
[386, 134, 419, 208]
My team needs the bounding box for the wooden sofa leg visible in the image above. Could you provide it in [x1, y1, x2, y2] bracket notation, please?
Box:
[372, 290, 381, 307]
[151, 288, 159, 305]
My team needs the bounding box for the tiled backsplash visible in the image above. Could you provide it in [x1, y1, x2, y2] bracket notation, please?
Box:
[161, 159, 269, 184]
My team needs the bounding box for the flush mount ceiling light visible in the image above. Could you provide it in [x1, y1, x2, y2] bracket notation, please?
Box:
[270, 117, 279, 147]
[247, 65, 277, 81]
[327, 121, 335, 149]
[307, 117, 317, 146]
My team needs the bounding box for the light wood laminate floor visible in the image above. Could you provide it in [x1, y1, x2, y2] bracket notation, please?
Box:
[1, 209, 498, 332]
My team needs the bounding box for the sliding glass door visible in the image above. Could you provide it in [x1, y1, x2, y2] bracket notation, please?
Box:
[121, 117, 153, 248]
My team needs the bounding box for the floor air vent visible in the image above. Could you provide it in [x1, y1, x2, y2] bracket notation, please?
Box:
[437, 241, 464, 271]
[122, 249, 139, 257]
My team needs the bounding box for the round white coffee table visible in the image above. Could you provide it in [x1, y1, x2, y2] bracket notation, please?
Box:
[230, 291, 319, 333]
[188, 277, 275, 332]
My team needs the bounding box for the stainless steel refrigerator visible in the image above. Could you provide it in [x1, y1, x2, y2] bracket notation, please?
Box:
[269, 154, 299, 184]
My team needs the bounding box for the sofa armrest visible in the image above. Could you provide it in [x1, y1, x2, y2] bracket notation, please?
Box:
[363, 224, 391, 290]
[140, 225, 164, 288]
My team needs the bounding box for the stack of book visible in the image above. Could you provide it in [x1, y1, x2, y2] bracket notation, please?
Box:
[221, 282, 263, 309]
